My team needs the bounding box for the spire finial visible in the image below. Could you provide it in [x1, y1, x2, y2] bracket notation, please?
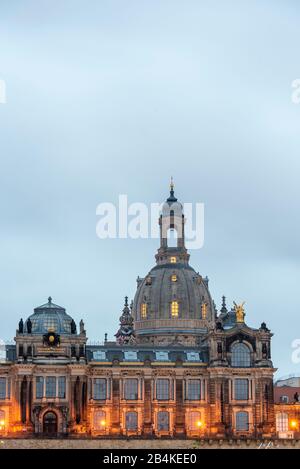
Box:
[48, 296, 52, 304]
[167, 176, 177, 202]
[124, 296, 128, 307]
[170, 176, 174, 192]
[220, 295, 227, 314]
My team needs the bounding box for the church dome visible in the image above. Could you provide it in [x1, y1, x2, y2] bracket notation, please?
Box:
[132, 183, 216, 346]
[24, 297, 75, 335]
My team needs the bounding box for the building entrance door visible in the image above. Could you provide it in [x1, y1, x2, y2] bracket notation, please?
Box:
[43, 411, 57, 435]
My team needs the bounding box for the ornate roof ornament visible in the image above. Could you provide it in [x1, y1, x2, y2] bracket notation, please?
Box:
[220, 296, 228, 315]
[115, 296, 136, 345]
[233, 301, 245, 323]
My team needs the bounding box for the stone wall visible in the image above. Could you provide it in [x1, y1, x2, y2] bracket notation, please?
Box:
[0, 438, 299, 449]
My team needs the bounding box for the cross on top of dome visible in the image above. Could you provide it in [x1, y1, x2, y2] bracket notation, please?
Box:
[166, 176, 178, 203]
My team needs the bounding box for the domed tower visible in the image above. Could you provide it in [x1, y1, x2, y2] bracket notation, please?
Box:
[132, 181, 216, 346]
[16, 297, 87, 362]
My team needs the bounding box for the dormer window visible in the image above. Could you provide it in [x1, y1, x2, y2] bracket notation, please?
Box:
[141, 303, 147, 319]
[171, 301, 179, 317]
[170, 257, 176, 263]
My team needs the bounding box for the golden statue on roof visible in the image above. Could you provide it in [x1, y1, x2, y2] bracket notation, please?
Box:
[233, 301, 245, 323]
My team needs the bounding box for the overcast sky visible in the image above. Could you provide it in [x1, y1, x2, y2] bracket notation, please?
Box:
[0, 0, 299, 377]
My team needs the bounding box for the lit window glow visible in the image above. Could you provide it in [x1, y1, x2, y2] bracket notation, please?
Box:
[171, 274, 177, 282]
[141, 303, 147, 319]
[170, 257, 176, 263]
[171, 301, 179, 317]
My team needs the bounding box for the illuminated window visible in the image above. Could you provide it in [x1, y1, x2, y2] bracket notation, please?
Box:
[171, 301, 179, 317]
[94, 410, 106, 430]
[141, 303, 147, 319]
[0, 409, 5, 426]
[201, 303, 207, 319]
[188, 411, 202, 431]
[170, 257, 176, 263]
[276, 413, 288, 432]
[171, 274, 177, 282]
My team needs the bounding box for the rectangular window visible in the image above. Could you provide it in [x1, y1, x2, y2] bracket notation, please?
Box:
[93, 350, 106, 361]
[171, 301, 179, 317]
[234, 379, 249, 400]
[186, 352, 200, 361]
[58, 377, 66, 398]
[141, 303, 147, 318]
[36, 376, 44, 398]
[124, 351, 138, 361]
[187, 380, 201, 400]
[93, 378, 107, 400]
[125, 411, 138, 431]
[157, 411, 169, 431]
[236, 411, 249, 431]
[0, 378, 6, 399]
[188, 411, 202, 430]
[45, 376, 56, 398]
[155, 351, 169, 361]
[124, 379, 138, 400]
[94, 410, 106, 430]
[156, 379, 170, 400]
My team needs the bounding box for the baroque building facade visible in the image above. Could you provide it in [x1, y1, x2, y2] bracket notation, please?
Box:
[0, 185, 276, 438]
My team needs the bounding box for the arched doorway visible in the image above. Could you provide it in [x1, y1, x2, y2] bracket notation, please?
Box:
[43, 411, 57, 435]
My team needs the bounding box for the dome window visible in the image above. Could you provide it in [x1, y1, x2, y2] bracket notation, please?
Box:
[201, 303, 207, 319]
[171, 301, 179, 317]
[171, 274, 177, 282]
[170, 257, 177, 263]
[141, 303, 147, 319]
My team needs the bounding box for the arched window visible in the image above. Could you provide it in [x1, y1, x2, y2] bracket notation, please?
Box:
[276, 412, 289, 432]
[167, 228, 178, 247]
[125, 411, 138, 431]
[231, 342, 251, 367]
[93, 410, 106, 430]
[236, 411, 249, 431]
[157, 411, 169, 431]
